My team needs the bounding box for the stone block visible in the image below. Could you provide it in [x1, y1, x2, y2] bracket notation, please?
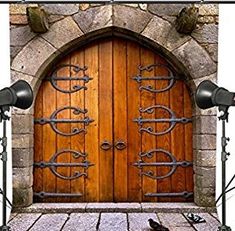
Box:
[13, 166, 33, 189]
[41, 17, 83, 50]
[113, 5, 152, 33]
[11, 46, 23, 60]
[198, 16, 216, 24]
[13, 187, 33, 207]
[42, 4, 79, 15]
[196, 4, 219, 16]
[194, 150, 216, 167]
[11, 37, 58, 76]
[173, 39, 217, 79]
[194, 187, 216, 207]
[148, 4, 190, 16]
[48, 15, 65, 24]
[139, 4, 147, 11]
[10, 15, 28, 25]
[158, 213, 191, 228]
[193, 134, 216, 150]
[192, 24, 218, 44]
[10, 26, 36, 47]
[73, 5, 112, 33]
[12, 114, 34, 134]
[79, 3, 90, 11]
[194, 166, 215, 188]
[12, 134, 34, 149]
[142, 16, 190, 51]
[10, 4, 38, 15]
[203, 44, 218, 62]
[12, 148, 34, 168]
[86, 203, 141, 212]
[193, 115, 217, 134]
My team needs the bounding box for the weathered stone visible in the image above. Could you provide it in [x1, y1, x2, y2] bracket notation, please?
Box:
[142, 16, 190, 51]
[162, 15, 177, 24]
[193, 134, 216, 150]
[12, 134, 34, 149]
[13, 187, 33, 207]
[12, 114, 34, 134]
[11, 37, 58, 76]
[42, 4, 79, 15]
[48, 15, 65, 24]
[173, 39, 217, 79]
[198, 16, 216, 24]
[193, 115, 217, 134]
[11, 46, 23, 60]
[148, 4, 190, 16]
[196, 4, 219, 16]
[30, 214, 68, 231]
[73, 5, 112, 33]
[139, 4, 147, 11]
[158, 213, 191, 228]
[8, 213, 42, 231]
[192, 24, 218, 44]
[194, 188, 216, 207]
[194, 150, 216, 167]
[12, 148, 34, 168]
[10, 26, 36, 47]
[124, 4, 139, 8]
[98, 213, 127, 231]
[10, 4, 38, 14]
[194, 166, 215, 188]
[13, 167, 33, 189]
[128, 213, 159, 231]
[10, 15, 28, 25]
[113, 5, 153, 33]
[86, 203, 141, 212]
[62, 213, 99, 231]
[79, 3, 90, 11]
[203, 44, 218, 62]
[41, 17, 83, 49]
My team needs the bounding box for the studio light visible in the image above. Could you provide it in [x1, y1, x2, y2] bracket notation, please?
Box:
[0, 80, 33, 231]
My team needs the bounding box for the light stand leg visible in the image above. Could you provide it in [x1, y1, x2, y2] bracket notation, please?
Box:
[0, 120, 10, 231]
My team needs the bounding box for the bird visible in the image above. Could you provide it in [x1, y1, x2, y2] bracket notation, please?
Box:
[148, 218, 170, 231]
[175, 5, 199, 35]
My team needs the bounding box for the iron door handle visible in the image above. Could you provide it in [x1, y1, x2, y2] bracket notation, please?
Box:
[115, 140, 126, 150]
[100, 140, 112, 150]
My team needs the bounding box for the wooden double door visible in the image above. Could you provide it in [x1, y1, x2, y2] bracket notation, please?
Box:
[34, 37, 193, 202]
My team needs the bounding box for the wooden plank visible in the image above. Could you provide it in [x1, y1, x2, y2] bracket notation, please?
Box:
[30, 214, 68, 231]
[8, 213, 42, 231]
[34, 84, 43, 202]
[170, 80, 186, 202]
[113, 39, 128, 202]
[155, 57, 171, 202]
[70, 49, 86, 202]
[56, 57, 71, 202]
[84, 43, 99, 201]
[99, 40, 113, 201]
[62, 213, 99, 231]
[42, 74, 57, 202]
[184, 84, 194, 201]
[140, 46, 156, 202]
[126, 41, 141, 201]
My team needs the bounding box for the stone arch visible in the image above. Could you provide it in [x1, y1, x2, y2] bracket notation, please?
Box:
[11, 4, 217, 207]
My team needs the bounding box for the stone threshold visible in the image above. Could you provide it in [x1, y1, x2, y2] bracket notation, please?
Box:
[13, 202, 217, 214]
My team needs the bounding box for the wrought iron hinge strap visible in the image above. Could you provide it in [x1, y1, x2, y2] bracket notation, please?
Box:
[133, 117, 192, 125]
[133, 161, 192, 168]
[34, 192, 82, 199]
[34, 161, 93, 168]
[34, 117, 94, 125]
[145, 191, 193, 199]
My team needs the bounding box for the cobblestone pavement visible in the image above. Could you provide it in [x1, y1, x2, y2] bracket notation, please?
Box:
[8, 203, 220, 231]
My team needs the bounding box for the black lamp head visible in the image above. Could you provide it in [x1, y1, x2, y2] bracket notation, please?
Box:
[0, 80, 33, 110]
[195, 80, 235, 109]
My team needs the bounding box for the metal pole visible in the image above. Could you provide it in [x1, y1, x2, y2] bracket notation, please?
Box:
[0, 119, 10, 231]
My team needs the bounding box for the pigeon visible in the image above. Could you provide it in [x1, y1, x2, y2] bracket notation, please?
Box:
[186, 213, 206, 223]
[148, 218, 170, 231]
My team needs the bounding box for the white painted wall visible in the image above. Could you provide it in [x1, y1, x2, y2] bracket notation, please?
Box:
[1, 3, 235, 229]
[0, 4, 12, 226]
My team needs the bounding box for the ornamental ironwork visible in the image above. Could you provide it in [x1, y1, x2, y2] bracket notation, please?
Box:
[34, 106, 94, 136]
[133, 105, 192, 136]
[132, 64, 178, 93]
[133, 148, 192, 180]
[34, 192, 82, 199]
[45, 64, 93, 93]
[145, 191, 193, 199]
[34, 149, 94, 180]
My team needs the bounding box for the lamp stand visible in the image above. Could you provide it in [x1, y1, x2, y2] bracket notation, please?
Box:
[0, 108, 10, 231]
[218, 107, 231, 231]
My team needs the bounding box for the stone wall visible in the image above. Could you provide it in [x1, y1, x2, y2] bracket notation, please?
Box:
[10, 3, 218, 207]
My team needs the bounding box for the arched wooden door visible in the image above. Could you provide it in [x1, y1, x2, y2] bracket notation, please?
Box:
[33, 37, 193, 202]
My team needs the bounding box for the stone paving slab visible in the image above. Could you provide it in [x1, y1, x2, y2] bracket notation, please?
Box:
[7, 213, 42, 231]
[98, 213, 128, 231]
[86, 203, 141, 212]
[62, 213, 99, 231]
[30, 213, 68, 231]
[184, 213, 221, 231]
[128, 213, 159, 231]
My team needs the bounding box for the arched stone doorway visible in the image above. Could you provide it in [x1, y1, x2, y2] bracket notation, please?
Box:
[11, 4, 217, 207]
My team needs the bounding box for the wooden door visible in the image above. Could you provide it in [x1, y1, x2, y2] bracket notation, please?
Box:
[34, 37, 193, 202]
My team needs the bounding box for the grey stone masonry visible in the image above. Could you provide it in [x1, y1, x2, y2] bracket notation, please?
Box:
[12, 114, 34, 134]
[13, 166, 33, 189]
[12, 148, 34, 168]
